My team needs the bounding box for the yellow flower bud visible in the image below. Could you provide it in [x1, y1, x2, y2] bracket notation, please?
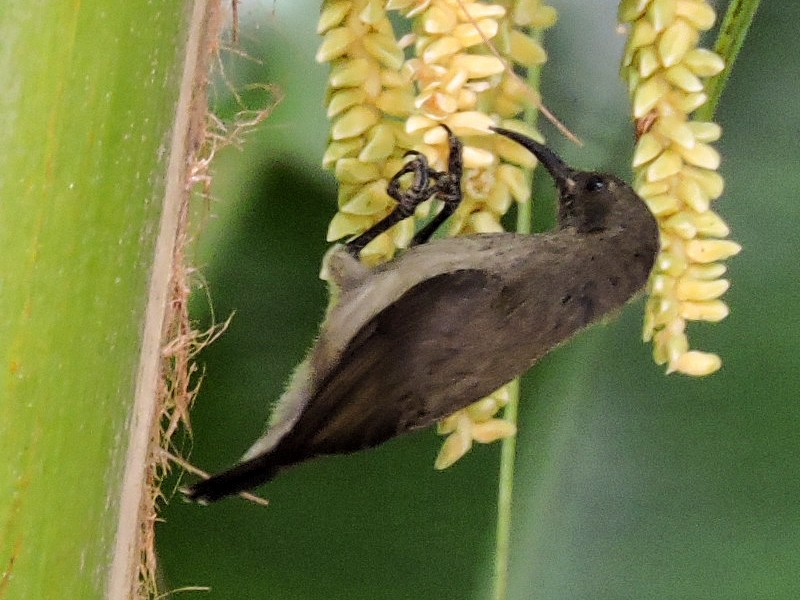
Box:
[316, 27, 357, 63]
[498, 163, 530, 203]
[363, 32, 405, 70]
[675, 277, 729, 301]
[646, 149, 683, 181]
[318, 0, 352, 34]
[672, 350, 721, 376]
[685, 239, 742, 263]
[326, 211, 373, 242]
[683, 48, 724, 76]
[679, 300, 729, 322]
[658, 18, 698, 67]
[450, 53, 505, 78]
[665, 64, 704, 92]
[508, 30, 547, 66]
[334, 157, 381, 183]
[358, 0, 385, 25]
[331, 105, 380, 140]
[329, 57, 371, 87]
[647, 0, 677, 32]
[471, 419, 517, 444]
[633, 132, 666, 167]
[453, 19, 499, 48]
[327, 88, 367, 118]
[633, 75, 670, 117]
[676, 0, 716, 30]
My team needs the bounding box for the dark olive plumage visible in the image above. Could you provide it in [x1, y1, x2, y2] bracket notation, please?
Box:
[184, 128, 659, 503]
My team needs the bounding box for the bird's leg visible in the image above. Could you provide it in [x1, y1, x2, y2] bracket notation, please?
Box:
[344, 152, 439, 257]
[410, 126, 464, 246]
[344, 126, 465, 256]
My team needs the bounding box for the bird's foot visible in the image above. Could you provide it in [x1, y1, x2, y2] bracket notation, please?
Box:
[344, 125, 464, 257]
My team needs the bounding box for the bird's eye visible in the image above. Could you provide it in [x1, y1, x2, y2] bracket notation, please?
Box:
[585, 176, 605, 192]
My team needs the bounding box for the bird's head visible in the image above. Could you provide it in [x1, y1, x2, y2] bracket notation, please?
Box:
[491, 127, 649, 234]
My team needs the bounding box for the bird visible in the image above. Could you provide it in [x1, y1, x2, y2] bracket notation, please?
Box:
[182, 126, 659, 503]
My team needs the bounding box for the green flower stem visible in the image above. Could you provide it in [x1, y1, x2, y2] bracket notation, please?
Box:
[492, 28, 544, 600]
[493, 378, 520, 600]
[696, 0, 763, 121]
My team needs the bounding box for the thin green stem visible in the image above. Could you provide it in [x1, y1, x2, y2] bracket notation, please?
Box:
[514, 163, 535, 237]
[695, 0, 762, 121]
[492, 24, 544, 600]
[493, 379, 520, 600]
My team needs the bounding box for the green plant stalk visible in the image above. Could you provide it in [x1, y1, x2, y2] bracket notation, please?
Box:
[0, 2, 201, 597]
[493, 377, 520, 600]
[695, 0, 762, 121]
[492, 32, 544, 600]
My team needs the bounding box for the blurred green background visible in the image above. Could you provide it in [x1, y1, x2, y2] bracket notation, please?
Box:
[158, 2, 800, 599]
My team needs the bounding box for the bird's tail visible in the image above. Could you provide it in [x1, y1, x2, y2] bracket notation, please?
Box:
[181, 451, 285, 504]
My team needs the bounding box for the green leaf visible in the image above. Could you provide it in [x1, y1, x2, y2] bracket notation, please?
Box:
[0, 2, 203, 597]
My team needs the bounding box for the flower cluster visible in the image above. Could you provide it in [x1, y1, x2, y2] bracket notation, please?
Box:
[317, 0, 558, 468]
[435, 386, 515, 469]
[391, 0, 555, 236]
[317, 0, 418, 265]
[620, 0, 741, 376]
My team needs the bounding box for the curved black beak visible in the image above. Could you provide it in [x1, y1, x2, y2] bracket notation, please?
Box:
[490, 126, 576, 194]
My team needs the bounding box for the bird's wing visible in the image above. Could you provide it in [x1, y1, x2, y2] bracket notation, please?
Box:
[271, 267, 514, 461]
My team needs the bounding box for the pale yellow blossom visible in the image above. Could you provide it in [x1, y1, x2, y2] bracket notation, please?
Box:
[620, 0, 741, 376]
[318, 0, 418, 265]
